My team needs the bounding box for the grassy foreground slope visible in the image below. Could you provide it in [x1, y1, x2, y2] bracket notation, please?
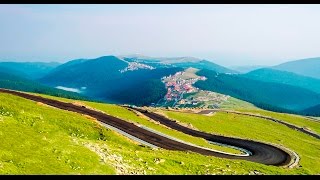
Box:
[31, 93, 243, 155]
[30, 93, 319, 174]
[1, 92, 301, 175]
[161, 110, 320, 174]
[0, 93, 115, 174]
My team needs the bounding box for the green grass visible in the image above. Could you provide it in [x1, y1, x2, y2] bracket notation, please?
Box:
[220, 97, 258, 110]
[0, 93, 115, 174]
[161, 110, 320, 174]
[30, 93, 243, 155]
[186, 90, 229, 108]
[233, 108, 320, 135]
[219, 96, 320, 135]
[0, 92, 301, 175]
[2, 91, 319, 174]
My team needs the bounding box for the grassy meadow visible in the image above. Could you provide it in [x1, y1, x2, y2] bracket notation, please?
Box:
[1, 92, 319, 174]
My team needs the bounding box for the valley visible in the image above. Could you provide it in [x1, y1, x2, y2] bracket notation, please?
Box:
[0, 54, 320, 175]
[2, 4, 320, 175]
[1, 55, 320, 116]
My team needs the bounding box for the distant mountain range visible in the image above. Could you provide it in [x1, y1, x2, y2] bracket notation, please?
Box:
[0, 62, 60, 79]
[272, 57, 320, 79]
[243, 68, 320, 94]
[0, 55, 320, 116]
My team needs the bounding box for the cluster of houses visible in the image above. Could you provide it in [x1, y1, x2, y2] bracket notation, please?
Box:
[158, 71, 229, 108]
[162, 71, 206, 102]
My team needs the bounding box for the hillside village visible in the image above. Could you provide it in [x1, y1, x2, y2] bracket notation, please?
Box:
[157, 68, 229, 108]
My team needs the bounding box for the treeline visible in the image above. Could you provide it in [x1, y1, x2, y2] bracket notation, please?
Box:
[243, 68, 320, 94]
[301, 104, 320, 116]
[252, 102, 297, 115]
[111, 79, 167, 106]
[100, 68, 182, 106]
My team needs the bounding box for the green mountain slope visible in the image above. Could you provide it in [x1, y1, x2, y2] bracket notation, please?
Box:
[0, 62, 60, 79]
[243, 68, 320, 94]
[272, 57, 320, 79]
[99, 68, 182, 105]
[40, 56, 127, 88]
[40, 56, 182, 105]
[194, 69, 320, 114]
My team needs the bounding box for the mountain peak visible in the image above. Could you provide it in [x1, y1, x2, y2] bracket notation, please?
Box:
[117, 54, 154, 60]
[95, 55, 119, 60]
[276, 57, 320, 66]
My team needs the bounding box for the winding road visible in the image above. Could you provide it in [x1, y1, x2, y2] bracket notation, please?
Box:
[0, 88, 293, 166]
[127, 107, 293, 166]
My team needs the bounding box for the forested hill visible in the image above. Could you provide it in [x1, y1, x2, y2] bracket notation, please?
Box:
[301, 104, 320, 116]
[194, 69, 320, 115]
[243, 68, 320, 94]
[39, 56, 127, 88]
[104, 68, 181, 106]
[40, 56, 182, 105]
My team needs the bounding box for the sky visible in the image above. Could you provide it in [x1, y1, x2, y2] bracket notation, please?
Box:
[1, 4, 320, 67]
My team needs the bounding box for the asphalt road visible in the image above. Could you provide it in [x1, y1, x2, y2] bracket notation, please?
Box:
[128, 107, 292, 166]
[0, 88, 292, 166]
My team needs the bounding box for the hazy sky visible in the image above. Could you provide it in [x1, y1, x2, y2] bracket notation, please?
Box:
[1, 4, 320, 67]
